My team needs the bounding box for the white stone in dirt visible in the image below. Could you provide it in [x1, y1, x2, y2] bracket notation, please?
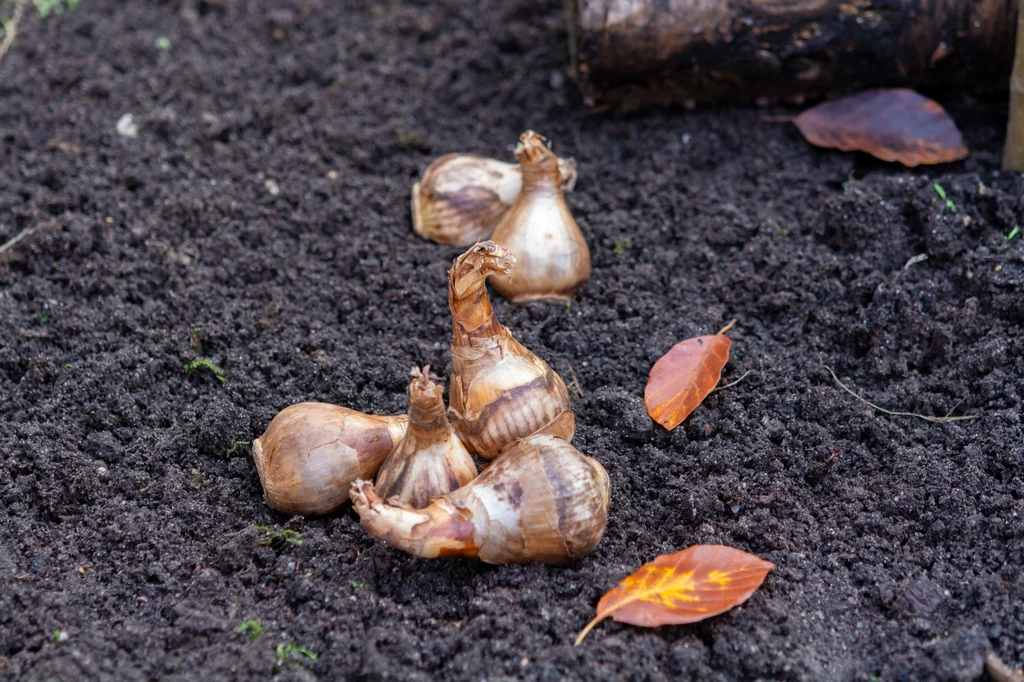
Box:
[116, 113, 139, 138]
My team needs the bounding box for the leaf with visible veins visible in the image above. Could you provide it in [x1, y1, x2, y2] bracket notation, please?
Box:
[575, 545, 774, 645]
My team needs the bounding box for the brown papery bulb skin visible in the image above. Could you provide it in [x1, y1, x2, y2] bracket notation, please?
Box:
[374, 366, 478, 509]
[253, 403, 408, 517]
[412, 154, 520, 247]
[447, 241, 575, 459]
[412, 153, 579, 248]
[488, 131, 591, 302]
[350, 435, 610, 564]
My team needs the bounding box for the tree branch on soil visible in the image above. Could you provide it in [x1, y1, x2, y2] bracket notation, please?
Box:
[566, 363, 584, 397]
[0, 0, 28, 66]
[715, 369, 753, 392]
[0, 224, 36, 258]
[823, 365, 978, 424]
[985, 652, 1024, 682]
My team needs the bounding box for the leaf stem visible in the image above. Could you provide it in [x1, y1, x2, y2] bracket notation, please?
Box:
[716, 319, 737, 336]
[574, 615, 603, 646]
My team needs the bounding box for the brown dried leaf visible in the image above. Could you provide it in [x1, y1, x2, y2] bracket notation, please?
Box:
[644, 321, 733, 430]
[794, 89, 968, 167]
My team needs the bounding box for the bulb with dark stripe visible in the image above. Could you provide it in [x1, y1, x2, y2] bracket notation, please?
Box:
[351, 435, 610, 564]
[374, 366, 477, 509]
[411, 153, 578, 247]
[446, 242, 575, 460]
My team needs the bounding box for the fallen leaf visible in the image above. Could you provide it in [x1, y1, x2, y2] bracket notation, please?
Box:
[793, 89, 968, 166]
[645, 320, 734, 430]
[575, 545, 774, 645]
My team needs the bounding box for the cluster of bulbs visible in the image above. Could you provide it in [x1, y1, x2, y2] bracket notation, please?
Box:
[413, 130, 591, 302]
[252, 133, 606, 565]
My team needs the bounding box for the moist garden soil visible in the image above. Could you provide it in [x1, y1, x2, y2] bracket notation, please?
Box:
[1, 1, 1023, 680]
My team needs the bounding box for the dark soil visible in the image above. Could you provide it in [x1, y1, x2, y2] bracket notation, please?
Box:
[1, 1, 1022, 680]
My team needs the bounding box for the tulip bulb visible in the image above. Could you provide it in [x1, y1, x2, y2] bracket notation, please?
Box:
[350, 435, 610, 564]
[447, 241, 575, 459]
[488, 131, 591, 302]
[374, 366, 478, 509]
[412, 152, 578, 247]
[253, 403, 408, 516]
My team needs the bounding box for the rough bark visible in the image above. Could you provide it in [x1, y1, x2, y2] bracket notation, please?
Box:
[1003, 2, 1024, 170]
[569, 0, 1018, 106]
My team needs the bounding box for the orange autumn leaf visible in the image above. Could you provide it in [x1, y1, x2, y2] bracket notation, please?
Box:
[793, 88, 968, 167]
[575, 545, 774, 645]
[645, 320, 734, 430]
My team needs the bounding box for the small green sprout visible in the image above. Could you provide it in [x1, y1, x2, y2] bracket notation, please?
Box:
[393, 129, 422, 150]
[613, 238, 633, 256]
[53, 629, 67, 645]
[1004, 225, 1020, 244]
[933, 182, 956, 212]
[254, 526, 303, 547]
[235, 620, 262, 640]
[40, 314, 51, 324]
[276, 642, 317, 666]
[34, 0, 79, 19]
[190, 468, 203, 490]
[154, 36, 172, 51]
[184, 357, 224, 383]
[224, 440, 250, 458]
[64, 363, 73, 369]
[348, 580, 365, 590]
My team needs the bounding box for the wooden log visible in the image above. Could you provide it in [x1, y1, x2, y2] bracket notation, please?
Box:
[1002, 2, 1024, 169]
[569, 0, 1018, 106]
